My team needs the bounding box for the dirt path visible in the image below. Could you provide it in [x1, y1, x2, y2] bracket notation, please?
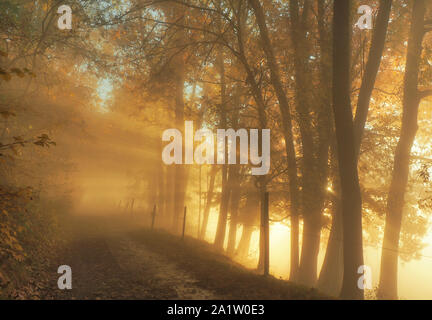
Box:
[33, 214, 326, 300]
[39, 215, 218, 300]
[107, 235, 216, 299]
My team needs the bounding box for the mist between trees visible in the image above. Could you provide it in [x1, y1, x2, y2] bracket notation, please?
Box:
[1, 0, 432, 300]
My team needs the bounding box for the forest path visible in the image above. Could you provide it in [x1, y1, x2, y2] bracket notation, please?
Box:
[107, 235, 217, 299]
[36, 214, 326, 300]
[41, 214, 218, 300]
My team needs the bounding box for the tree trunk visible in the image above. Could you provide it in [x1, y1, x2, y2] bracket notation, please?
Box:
[236, 224, 254, 260]
[227, 166, 241, 256]
[248, 0, 301, 282]
[378, 0, 426, 300]
[168, 4, 188, 235]
[289, 207, 300, 281]
[155, 137, 166, 228]
[354, 0, 393, 155]
[236, 189, 260, 260]
[309, 0, 334, 287]
[200, 166, 217, 240]
[213, 0, 231, 250]
[317, 1, 391, 292]
[298, 210, 322, 286]
[317, 141, 344, 295]
[172, 73, 187, 234]
[316, 0, 391, 294]
[214, 164, 231, 250]
[288, 0, 325, 287]
[258, 190, 269, 275]
[333, 0, 364, 300]
[317, 197, 343, 296]
[164, 165, 175, 230]
[213, 26, 230, 250]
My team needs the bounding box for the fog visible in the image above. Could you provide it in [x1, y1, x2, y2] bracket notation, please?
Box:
[2, 0, 432, 301]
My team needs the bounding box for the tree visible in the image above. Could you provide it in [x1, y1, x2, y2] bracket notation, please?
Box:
[332, 0, 364, 300]
[199, 166, 218, 240]
[354, 0, 393, 155]
[213, 0, 231, 250]
[248, 0, 301, 282]
[378, 0, 429, 299]
[319, 0, 393, 296]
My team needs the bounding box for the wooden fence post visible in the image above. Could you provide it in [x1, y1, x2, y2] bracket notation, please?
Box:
[198, 166, 202, 238]
[263, 192, 269, 276]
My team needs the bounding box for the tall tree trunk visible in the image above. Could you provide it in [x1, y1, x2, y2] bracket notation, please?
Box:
[248, 0, 301, 282]
[333, 0, 364, 300]
[318, 0, 392, 293]
[236, 189, 260, 260]
[378, 0, 426, 300]
[354, 0, 393, 155]
[168, 4, 188, 235]
[213, 21, 230, 249]
[298, 210, 322, 286]
[224, 83, 243, 255]
[317, 179, 344, 296]
[236, 224, 254, 260]
[227, 165, 241, 256]
[200, 166, 217, 240]
[214, 164, 231, 250]
[156, 142, 166, 228]
[313, 0, 334, 288]
[165, 165, 175, 229]
[258, 188, 269, 275]
[213, 0, 231, 250]
[289, 206, 300, 281]
[317, 142, 344, 295]
[172, 70, 187, 234]
[288, 0, 323, 287]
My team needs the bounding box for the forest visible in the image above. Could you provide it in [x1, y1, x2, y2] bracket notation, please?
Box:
[0, 0, 432, 301]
